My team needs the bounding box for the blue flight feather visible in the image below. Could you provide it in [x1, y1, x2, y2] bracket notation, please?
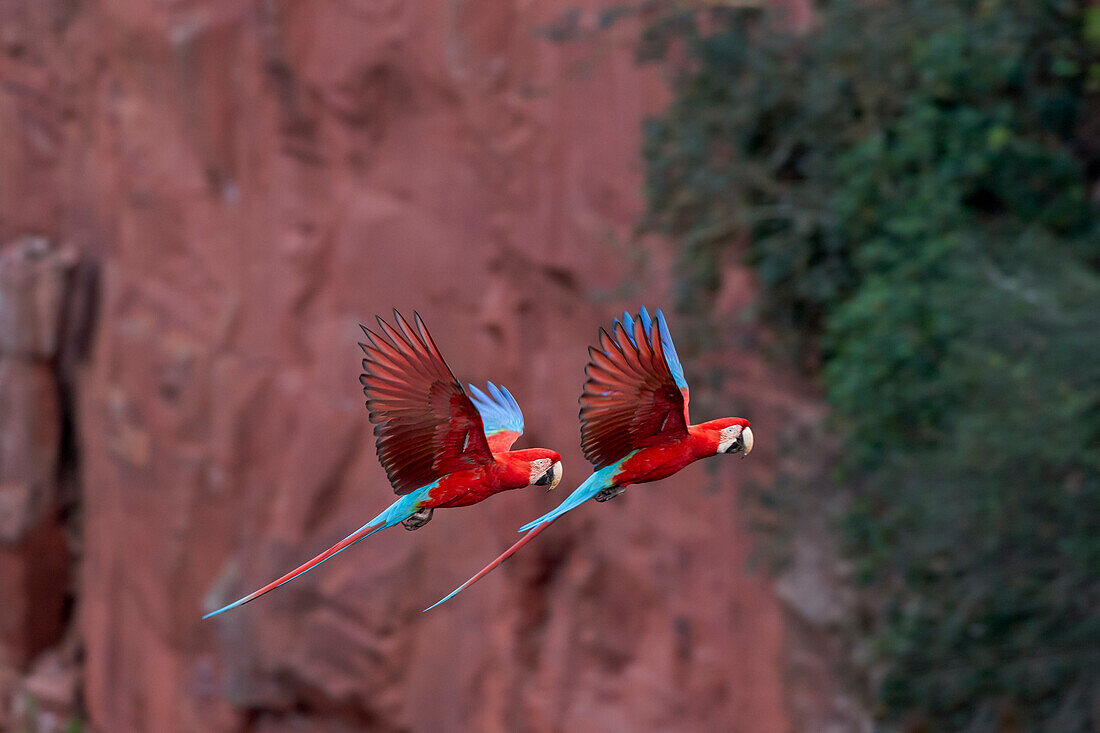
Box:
[655, 309, 688, 391]
[618, 311, 639, 348]
[468, 381, 524, 438]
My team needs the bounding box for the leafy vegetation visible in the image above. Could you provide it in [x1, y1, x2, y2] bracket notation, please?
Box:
[640, 0, 1100, 729]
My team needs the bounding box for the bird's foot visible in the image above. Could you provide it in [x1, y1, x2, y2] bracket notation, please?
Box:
[402, 508, 434, 530]
[593, 485, 625, 503]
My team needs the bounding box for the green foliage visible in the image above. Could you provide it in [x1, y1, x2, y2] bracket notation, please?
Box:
[642, 0, 1100, 729]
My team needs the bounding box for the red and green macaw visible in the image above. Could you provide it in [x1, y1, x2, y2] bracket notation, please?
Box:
[203, 310, 562, 619]
[426, 307, 752, 610]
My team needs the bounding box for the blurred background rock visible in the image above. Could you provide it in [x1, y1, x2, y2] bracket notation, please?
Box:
[1, 0, 1096, 732]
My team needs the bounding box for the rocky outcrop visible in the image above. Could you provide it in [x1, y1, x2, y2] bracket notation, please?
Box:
[0, 238, 79, 729]
[0, 1, 821, 731]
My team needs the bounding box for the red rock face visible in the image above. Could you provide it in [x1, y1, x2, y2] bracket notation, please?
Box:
[2, 1, 817, 731]
[0, 239, 74, 689]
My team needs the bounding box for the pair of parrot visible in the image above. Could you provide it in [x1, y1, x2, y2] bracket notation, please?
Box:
[202, 308, 753, 620]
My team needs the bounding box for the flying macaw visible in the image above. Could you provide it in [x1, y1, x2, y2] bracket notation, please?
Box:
[426, 307, 752, 610]
[203, 310, 563, 619]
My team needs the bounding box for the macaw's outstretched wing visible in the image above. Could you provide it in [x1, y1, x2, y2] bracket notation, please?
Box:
[580, 307, 690, 469]
[360, 311, 494, 495]
[468, 381, 524, 453]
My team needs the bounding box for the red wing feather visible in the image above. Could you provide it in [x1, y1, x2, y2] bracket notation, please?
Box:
[579, 317, 688, 469]
[360, 311, 493, 494]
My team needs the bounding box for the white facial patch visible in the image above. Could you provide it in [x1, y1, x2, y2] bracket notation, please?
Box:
[529, 458, 552, 483]
[717, 425, 743, 455]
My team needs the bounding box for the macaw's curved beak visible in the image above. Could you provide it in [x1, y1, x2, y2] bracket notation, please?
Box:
[535, 461, 563, 491]
[725, 427, 754, 458]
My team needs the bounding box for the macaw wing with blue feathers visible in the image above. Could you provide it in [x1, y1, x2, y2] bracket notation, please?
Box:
[580, 307, 690, 469]
[468, 382, 525, 453]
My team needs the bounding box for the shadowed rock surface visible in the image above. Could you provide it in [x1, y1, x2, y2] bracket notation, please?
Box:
[0, 1, 819, 731]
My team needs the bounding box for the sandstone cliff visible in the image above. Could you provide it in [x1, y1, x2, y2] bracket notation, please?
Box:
[0, 2, 818, 731]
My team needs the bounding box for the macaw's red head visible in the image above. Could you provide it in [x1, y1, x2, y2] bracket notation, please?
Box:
[700, 417, 753, 458]
[509, 448, 563, 491]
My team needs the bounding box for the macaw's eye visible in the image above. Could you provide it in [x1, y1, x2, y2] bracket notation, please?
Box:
[530, 458, 556, 485]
